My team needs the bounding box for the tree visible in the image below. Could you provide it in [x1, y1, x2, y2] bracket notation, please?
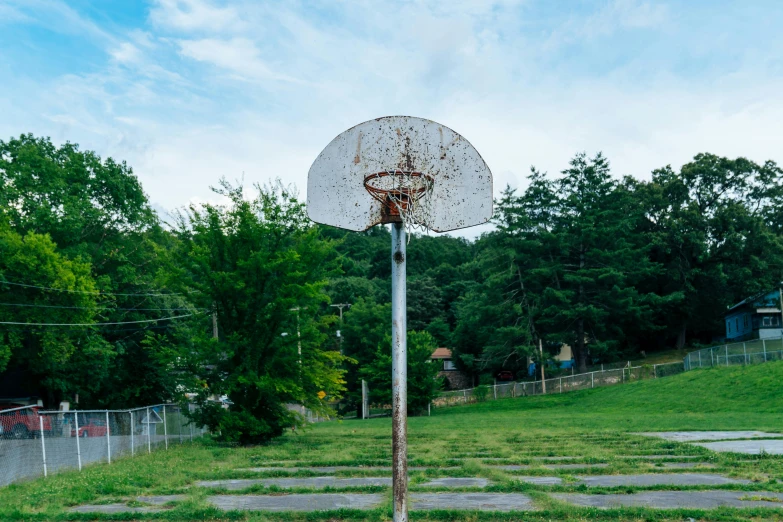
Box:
[169, 180, 350, 444]
[0, 224, 108, 405]
[636, 154, 783, 347]
[360, 331, 442, 415]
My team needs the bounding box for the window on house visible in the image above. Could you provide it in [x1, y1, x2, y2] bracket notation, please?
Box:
[773, 316, 780, 326]
[763, 316, 772, 327]
[443, 360, 457, 371]
[744, 315, 749, 328]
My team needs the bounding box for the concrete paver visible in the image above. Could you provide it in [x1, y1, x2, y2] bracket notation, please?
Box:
[694, 440, 783, 455]
[497, 464, 609, 471]
[515, 476, 564, 485]
[208, 493, 384, 511]
[137, 495, 187, 505]
[636, 431, 783, 442]
[411, 493, 537, 511]
[197, 477, 391, 490]
[241, 466, 454, 473]
[69, 504, 162, 514]
[576, 473, 749, 487]
[553, 490, 783, 509]
[420, 477, 489, 487]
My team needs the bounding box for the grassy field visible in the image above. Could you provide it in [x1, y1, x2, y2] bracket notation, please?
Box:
[2, 362, 783, 521]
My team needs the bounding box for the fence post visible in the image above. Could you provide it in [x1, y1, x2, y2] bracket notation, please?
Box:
[39, 416, 48, 478]
[147, 407, 151, 454]
[75, 412, 82, 471]
[622, 369, 625, 383]
[560, 377, 563, 393]
[725, 345, 729, 367]
[591, 372, 594, 388]
[463, 389, 467, 404]
[163, 405, 168, 450]
[189, 405, 194, 442]
[763, 339, 767, 362]
[494, 385, 497, 400]
[130, 410, 134, 456]
[653, 364, 657, 378]
[428, 402, 431, 416]
[106, 411, 111, 464]
[711, 350, 714, 366]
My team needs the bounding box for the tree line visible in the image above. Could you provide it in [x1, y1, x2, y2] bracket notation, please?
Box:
[1, 134, 781, 442]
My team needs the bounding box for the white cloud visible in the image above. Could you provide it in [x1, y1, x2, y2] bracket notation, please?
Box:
[149, 0, 244, 33]
[177, 37, 302, 83]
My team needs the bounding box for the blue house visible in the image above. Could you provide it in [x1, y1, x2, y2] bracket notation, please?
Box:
[725, 288, 783, 341]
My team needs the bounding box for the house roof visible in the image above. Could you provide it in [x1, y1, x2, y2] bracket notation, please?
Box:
[430, 347, 452, 359]
[727, 286, 782, 314]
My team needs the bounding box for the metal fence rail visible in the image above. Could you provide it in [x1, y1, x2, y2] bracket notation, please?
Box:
[684, 337, 783, 370]
[0, 403, 207, 488]
[432, 362, 685, 407]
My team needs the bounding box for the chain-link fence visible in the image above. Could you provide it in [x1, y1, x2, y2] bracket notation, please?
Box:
[684, 337, 783, 370]
[432, 362, 685, 407]
[0, 403, 207, 488]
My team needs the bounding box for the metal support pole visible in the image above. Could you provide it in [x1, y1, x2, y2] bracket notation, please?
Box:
[653, 364, 657, 378]
[743, 342, 747, 364]
[130, 411, 134, 456]
[591, 372, 594, 388]
[725, 345, 729, 366]
[74, 412, 82, 471]
[106, 411, 111, 464]
[711, 350, 714, 366]
[463, 389, 467, 403]
[390, 222, 408, 522]
[764, 339, 767, 362]
[560, 377, 562, 393]
[39, 416, 47, 477]
[163, 405, 168, 450]
[147, 407, 151, 454]
[698, 350, 701, 367]
[494, 385, 497, 400]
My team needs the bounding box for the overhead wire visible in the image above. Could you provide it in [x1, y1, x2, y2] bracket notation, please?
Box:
[0, 311, 207, 327]
[0, 278, 186, 297]
[0, 302, 207, 311]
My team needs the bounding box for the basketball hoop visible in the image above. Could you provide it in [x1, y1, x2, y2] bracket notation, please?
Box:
[307, 116, 493, 522]
[363, 170, 434, 234]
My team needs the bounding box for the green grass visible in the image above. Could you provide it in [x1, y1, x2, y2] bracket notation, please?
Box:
[2, 362, 783, 521]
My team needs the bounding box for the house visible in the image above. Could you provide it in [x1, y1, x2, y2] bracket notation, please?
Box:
[725, 288, 783, 341]
[429, 348, 472, 390]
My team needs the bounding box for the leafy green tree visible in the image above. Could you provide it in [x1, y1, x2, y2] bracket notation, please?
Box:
[636, 154, 783, 347]
[359, 331, 442, 415]
[0, 224, 107, 405]
[0, 134, 184, 408]
[339, 297, 390, 414]
[168, 180, 350, 444]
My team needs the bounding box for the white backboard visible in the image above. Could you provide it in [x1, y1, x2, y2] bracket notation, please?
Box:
[307, 116, 493, 232]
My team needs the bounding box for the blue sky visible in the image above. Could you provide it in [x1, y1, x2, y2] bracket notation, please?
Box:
[1, 0, 781, 235]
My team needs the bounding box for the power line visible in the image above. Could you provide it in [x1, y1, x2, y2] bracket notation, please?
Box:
[0, 302, 206, 312]
[0, 312, 206, 327]
[0, 279, 185, 297]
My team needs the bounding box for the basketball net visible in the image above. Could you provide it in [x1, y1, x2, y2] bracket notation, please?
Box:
[364, 170, 434, 240]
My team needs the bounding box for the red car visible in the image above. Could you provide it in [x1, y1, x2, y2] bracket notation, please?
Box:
[0, 405, 52, 439]
[496, 371, 515, 381]
[71, 419, 108, 438]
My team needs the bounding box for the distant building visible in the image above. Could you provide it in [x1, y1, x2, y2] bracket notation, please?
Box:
[429, 348, 471, 390]
[725, 288, 783, 341]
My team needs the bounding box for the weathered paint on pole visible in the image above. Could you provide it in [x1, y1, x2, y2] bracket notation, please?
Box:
[391, 222, 408, 522]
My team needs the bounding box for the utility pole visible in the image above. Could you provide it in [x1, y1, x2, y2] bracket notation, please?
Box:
[330, 303, 351, 354]
[291, 307, 302, 366]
